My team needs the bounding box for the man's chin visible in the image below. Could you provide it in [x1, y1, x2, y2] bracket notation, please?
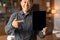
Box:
[24, 9, 30, 12]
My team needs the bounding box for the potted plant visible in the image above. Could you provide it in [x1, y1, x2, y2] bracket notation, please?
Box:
[2, 0, 8, 6]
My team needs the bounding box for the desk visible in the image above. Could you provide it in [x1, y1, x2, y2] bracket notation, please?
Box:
[0, 35, 7, 40]
[37, 34, 60, 40]
[0, 34, 60, 40]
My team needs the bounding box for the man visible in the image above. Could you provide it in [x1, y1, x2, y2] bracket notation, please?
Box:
[5, 0, 47, 40]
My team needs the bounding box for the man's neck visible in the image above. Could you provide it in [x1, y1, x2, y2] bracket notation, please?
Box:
[22, 10, 30, 15]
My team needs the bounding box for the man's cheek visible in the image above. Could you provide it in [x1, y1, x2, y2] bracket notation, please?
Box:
[22, 6, 25, 9]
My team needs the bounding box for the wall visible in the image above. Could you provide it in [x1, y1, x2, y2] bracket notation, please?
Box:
[33, 0, 46, 11]
[54, 0, 60, 30]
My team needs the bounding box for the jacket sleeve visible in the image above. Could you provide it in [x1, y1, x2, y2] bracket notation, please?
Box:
[5, 13, 17, 35]
[5, 12, 23, 35]
[37, 31, 45, 38]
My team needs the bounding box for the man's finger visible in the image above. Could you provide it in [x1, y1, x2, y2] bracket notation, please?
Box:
[14, 18, 17, 21]
[44, 27, 47, 29]
[17, 20, 24, 22]
[43, 27, 47, 29]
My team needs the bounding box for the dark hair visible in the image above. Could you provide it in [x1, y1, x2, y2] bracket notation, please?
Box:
[20, 0, 33, 2]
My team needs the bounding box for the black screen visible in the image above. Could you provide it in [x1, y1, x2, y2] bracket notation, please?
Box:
[33, 11, 46, 31]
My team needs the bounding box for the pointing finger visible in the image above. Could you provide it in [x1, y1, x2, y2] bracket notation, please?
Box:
[17, 20, 24, 23]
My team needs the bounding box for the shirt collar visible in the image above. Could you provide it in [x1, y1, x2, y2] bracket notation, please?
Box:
[20, 10, 33, 16]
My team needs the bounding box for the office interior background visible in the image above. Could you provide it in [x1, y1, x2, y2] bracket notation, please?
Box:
[0, 0, 60, 40]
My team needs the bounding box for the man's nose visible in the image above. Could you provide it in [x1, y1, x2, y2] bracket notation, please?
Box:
[26, 2, 28, 6]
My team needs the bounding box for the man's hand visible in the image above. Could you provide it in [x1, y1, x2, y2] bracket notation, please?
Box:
[12, 18, 24, 28]
[42, 27, 47, 35]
